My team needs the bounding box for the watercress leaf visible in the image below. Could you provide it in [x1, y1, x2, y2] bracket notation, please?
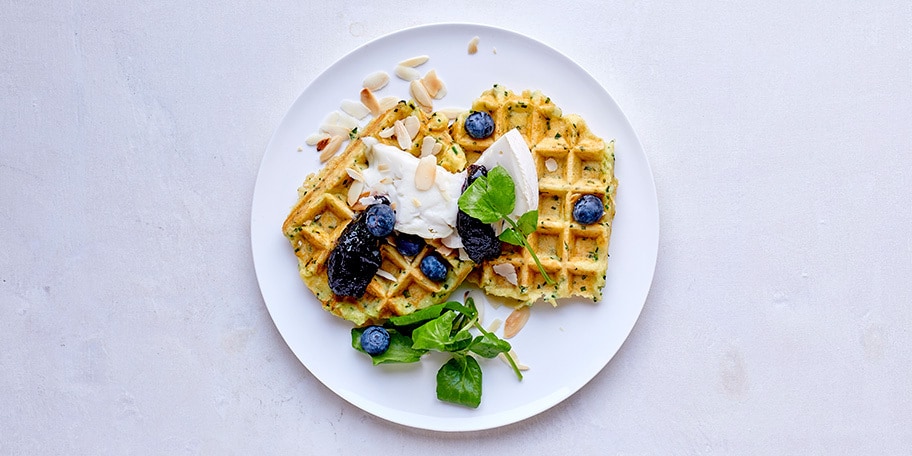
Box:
[469, 333, 512, 358]
[388, 303, 447, 326]
[411, 311, 457, 351]
[498, 228, 524, 246]
[351, 328, 426, 365]
[445, 329, 473, 352]
[517, 210, 539, 237]
[485, 166, 516, 216]
[458, 190, 501, 225]
[436, 355, 482, 408]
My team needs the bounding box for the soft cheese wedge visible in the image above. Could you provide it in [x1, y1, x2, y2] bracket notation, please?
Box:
[474, 128, 539, 220]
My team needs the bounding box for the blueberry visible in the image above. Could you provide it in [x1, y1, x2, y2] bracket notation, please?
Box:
[364, 203, 395, 237]
[465, 111, 495, 139]
[359, 326, 390, 356]
[572, 194, 604, 225]
[395, 232, 425, 256]
[419, 252, 448, 282]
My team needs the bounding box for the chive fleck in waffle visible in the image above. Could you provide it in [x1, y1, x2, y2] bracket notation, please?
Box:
[283, 101, 473, 326]
[451, 86, 617, 306]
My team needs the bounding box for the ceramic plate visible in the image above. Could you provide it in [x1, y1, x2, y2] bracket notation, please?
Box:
[251, 23, 658, 432]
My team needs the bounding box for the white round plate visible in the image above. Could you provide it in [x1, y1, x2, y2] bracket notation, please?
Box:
[251, 23, 658, 432]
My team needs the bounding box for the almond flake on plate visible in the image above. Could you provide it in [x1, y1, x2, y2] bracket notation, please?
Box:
[420, 136, 437, 157]
[394, 64, 421, 81]
[403, 115, 420, 139]
[378, 96, 400, 112]
[319, 135, 345, 162]
[409, 80, 433, 112]
[393, 120, 410, 150]
[503, 306, 530, 339]
[305, 132, 330, 146]
[397, 55, 429, 67]
[467, 36, 480, 54]
[362, 71, 390, 91]
[375, 269, 397, 282]
[360, 88, 381, 116]
[340, 99, 370, 120]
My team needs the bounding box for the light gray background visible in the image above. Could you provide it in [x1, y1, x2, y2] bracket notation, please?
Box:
[2, 1, 910, 454]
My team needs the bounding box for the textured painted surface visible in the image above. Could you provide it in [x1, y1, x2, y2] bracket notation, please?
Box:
[2, 1, 911, 453]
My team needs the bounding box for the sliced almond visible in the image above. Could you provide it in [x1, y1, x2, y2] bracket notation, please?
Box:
[412, 198, 421, 208]
[467, 36, 480, 54]
[398, 55, 429, 67]
[305, 132, 330, 146]
[375, 268, 397, 281]
[409, 80, 433, 112]
[315, 137, 331, 151]
[345, 167, 364, 182]
[420, 136, 437, 157]
[545, 158, 559, 172]
[394, 64, 421, 81]
[319, 135, 345, 162]
[499, 349, 529, 371]
[362, 71, 390, 91]
[403, 115, 420, 139]
[432, 143, 442, 155]
[340, 99, 370, 120]
[437, 245, 453, 257]
[347, 180, 364, 206]
[360, 88, 381, 116]
[493, 263, 519, 286]
[486, 318, 502, 333]
[378, 125, 396, 138]
[334, 111, 360, 130]
[377, 163, 389, 172]
[421, 70, 446, 99]
[503, 306, 530, 339]
[378, 96, 399, 112]
[320, 124, 351, 137]
[393, 120, 410, 150]
[414, 155, 437, 191]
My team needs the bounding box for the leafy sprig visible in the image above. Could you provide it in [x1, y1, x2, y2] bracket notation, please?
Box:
[458, 165, 555, 285]
[352, 296, 521, 408]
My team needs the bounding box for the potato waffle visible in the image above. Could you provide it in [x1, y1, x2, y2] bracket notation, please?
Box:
[451, 86, 617, 305]
[283, 101, 473, 326]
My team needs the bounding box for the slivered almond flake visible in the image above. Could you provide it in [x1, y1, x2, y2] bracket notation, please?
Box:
[394, 64, 421, 81]
[409, 80, 433, 112]
[377, 163, 389, 172]
[306, 132, 330, 146]
[545, 158, 559, 172]
[420, 136, 437, 157]
[322, 111, 340, 126]
[412, 198, 421, 208]
[467, 36, 480, 54]
[393, 120, 410, 150]
[345, 167, 364, 182]
[320, 124, 351, 137]
[414, 155, 436, 191]
[362, 71, 389, 91]
[319, 135, 344, 162]
[315, 137, 331, 151]
[375, 269, 397, 282]
[378, 126, 396, 138]
[493, 263, 518, 286]
[503, 306, 530, 339]
[403, 115, 420, 139]
[486, 318, 502, 333]
[432, 143, 442, 155]
[360, 88, 381, 116]
[379, 177, 392, 185]
[334, 111, 360, 130]
[378, 96, 399, 112]
[347, 181, 364, 206]
[420, 70, 445, 98]
[398, 55, 429, 67]
[458, 248, 470, 261]
[340, 99, 370, 120]
[437, 245, 453, 257]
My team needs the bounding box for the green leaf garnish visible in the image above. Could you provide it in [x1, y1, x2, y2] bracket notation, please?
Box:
[458, 165, 555, 285]
[436, 354, 482, 408]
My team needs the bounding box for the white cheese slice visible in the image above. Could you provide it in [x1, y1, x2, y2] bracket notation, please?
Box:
[474, 128, 539, 219]
[361, 141, 465, 239]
